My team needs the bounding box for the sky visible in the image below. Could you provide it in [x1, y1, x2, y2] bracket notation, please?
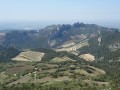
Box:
[0, 0, 120, 29]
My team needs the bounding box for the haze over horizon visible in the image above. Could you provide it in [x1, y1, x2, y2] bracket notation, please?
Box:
[0, 0, 120, 29]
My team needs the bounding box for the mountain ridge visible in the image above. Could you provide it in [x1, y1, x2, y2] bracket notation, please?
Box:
[0, 22, 119, 50]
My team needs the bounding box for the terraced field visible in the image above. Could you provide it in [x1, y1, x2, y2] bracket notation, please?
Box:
[3, 62, 108, 87]
[50, 56, 76, 63]
[0, 58, 110, 90]
[12, 51, 45, 61]
[55, 39, 89, 52]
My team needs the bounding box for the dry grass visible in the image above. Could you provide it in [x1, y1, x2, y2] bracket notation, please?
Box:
[6, 75, 32, 86]
[50, 57, 76, 63]
[30, 77, 53, 83]
[6, 65, 34, 75]
[43, 69, 57, 73]
[54, 76, 71, 82]
[83, 80, 109, 86]
[50, 57, 67, 63]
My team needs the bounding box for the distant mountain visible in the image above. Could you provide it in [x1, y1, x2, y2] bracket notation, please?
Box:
[0, 22, 118, 50]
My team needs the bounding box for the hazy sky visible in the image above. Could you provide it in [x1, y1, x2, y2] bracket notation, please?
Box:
[0, 0, 120, 28]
